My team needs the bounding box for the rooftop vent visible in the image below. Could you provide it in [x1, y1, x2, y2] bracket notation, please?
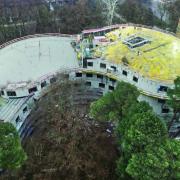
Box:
[123, 36, 150, 49]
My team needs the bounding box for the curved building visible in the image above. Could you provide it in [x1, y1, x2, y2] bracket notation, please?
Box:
[74, 24, 180, 116]
[0, 24, 179, 137]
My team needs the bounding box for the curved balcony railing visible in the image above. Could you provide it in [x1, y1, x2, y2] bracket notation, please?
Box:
[82, 69, 169, 99]
[1, 23, 177, 51]
[83, 59, 174, 99]
[0, 62, 174, 100]
[0, 33, 77, 50]
[0, 67, 84, 99]
[82, 23, 178, 38]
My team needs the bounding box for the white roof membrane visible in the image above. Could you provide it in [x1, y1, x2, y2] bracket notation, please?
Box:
[0, 36, 78, 86]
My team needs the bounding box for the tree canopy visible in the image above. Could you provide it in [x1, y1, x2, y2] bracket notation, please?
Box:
[126, 140, 180, 180]
[120, 111, 167, 154]
[167, 77, 180, 134]
[90, 81, 180, 180]
[0, 122, 27, 170]
[167, 77, 180, 113]
[90, 82, 139, 122]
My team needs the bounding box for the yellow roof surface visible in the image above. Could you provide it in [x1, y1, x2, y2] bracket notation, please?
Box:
[97, 26, 180, 82]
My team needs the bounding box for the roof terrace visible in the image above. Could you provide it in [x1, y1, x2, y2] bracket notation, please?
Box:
[95, 26, 180, 82]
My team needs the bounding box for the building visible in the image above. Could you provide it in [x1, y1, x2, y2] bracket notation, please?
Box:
[0, 24, 179, 137]
[74, 24, 180, 117]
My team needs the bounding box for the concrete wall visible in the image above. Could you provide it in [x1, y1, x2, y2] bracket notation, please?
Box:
[85, 58, 173, 99]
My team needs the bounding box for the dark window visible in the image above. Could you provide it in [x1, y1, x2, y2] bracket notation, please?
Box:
[109, 78, 116, 83]
[23, 107, 28, 113]
[133, 76, 138, 82]
[162, 108, 169, 113]
[158, 86, 168, 92]
[111, 66, 117, 71]
[89, 44, 93, 49]
[85, 81, 91, 86]
[158, 99, 166, 103]
[97, 74, 103, 79]
[28, 87, 37, 94]
[87, 62, 93, 67]
[76, 72, 82, 77]
[15, 116, 20, 123]
[1, 90, 4, 95]
[122, 70, 127, 76]
[100, 63, 106, 69]
[7, 91, 16, 96]
[99, 83, 105, 88]
[86, 73, 93, 78]
[41, 81, 47, 88]
[50, 77, 57, 84]
[109, 86, 114, 91]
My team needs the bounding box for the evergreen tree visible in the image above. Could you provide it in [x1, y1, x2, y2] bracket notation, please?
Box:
[167, 77, 180, 134]
[0, 122, 27, 170]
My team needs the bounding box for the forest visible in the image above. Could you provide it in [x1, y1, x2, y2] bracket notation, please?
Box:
[0, 0, 180, 43]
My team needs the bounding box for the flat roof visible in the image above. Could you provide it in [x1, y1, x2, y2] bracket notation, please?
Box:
[97, 26, 180, 82]
[0, 36, 78, 86]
